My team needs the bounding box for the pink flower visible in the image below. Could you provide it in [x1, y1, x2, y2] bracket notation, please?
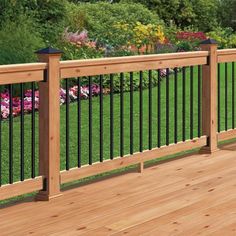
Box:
[63, 28, 88, 45]
[0, 84, 101, 119]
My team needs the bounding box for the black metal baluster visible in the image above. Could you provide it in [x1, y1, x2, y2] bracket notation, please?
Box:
[198, 65, 201, 137]
[66, 79, 70, 170]
[77, 78, 81, 167]
[110, 74, 114, 160]
[99, 75, 103, 162]
[20, 84, 24, 181]
[31, 82, 35, 178]
[166, 68, 169, 146]
[158, 70, 161, 148]
[218, 64, 221, 132]
[182, 67, 186, 142]
[120, 73, 124, 157]
[225, 63, 228, 131]
[190, 66, 194, 139]
[174, 68, 178, 143]
[232, 62, 235, 129]
[139, 71, 143, 152]
[89, 76, 92, 165]
[149, 70, 152, 150]
[9, 84, 13, 184]
[130, 72, 134, 155]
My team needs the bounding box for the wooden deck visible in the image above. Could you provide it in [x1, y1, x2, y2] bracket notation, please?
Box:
[1, 142, 236, 236]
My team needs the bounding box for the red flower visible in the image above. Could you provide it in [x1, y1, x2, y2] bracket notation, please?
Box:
[176, 32, 207, 41]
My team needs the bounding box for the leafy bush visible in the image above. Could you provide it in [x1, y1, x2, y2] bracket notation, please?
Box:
[228, 34, 236, 48]
[120, 0, 219, 32]
[33, 0, 69, 44]
[100, 72, 160, 93]
[66, 2, 162, 47]
[0, 15, 44, 65]
[172, 31, 207, 51]
[0, 0, 68, 44]
[155, 43, 178, 54]
[207, 27, 236, 49]
[218, 0, 236, 32]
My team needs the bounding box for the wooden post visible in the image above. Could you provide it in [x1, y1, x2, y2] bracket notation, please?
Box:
[36, 47, 62, 200]
[200, 39, 219, 154]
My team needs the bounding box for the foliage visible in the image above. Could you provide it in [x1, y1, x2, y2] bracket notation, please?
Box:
[66, 2, 162, 47]
[0, 0, 235, 66]
[59, 28, 104, 60]
[207, 27, 236, 49]
[120, 0, 219, 32]
[0, 0, 68, 44]
[0, 16, 44, 65]
[218, 0, 236, 31]
[132, 22, 165, 50]
[174, 31, 207, 51]
[155, 43, 178, 54]
[97, 69, 171, 93]
[190, 0, 219, 32]
[113, 21, 165, 53]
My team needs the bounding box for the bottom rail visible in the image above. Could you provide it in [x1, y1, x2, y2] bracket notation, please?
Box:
[0, 177, 43, 201]
[60, 136, 207, 184]
[218, 129, 236, 142]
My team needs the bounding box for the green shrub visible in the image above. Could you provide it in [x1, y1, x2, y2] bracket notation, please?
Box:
[0, 15, 44, 65]
[100, 72, 160, 93]
[66, 2, 163, 47]
[218, 0, 236, 32]
[33, 0, 69, 44]
[228, 34, 236, 48]
[0, 0, 68, 45]
[60, 41, 104, 60]
[120, 0, 219, 32]
[207, 27, 236, 49]
[62, 70, 162, 93]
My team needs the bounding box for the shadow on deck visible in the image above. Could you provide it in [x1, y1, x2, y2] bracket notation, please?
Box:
[0, 142, 236, 236]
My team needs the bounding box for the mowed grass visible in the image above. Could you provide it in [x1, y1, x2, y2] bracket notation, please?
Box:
[0, 63, 235, 185]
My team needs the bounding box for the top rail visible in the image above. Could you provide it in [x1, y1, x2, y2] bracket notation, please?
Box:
[60, 51, 209, 78]
[0, 62, 47, 85]
[217, 49, 236, 63]
[0, 49, 236, 85]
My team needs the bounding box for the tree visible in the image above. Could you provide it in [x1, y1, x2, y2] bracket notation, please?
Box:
[218, 0, 236, 31]
[120, 0, 219, 31]
[0, 0, 68, 43]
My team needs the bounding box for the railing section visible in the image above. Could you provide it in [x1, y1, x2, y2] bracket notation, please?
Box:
[0, 63, 46, 200]
[0, 43, 236, 201]
[217, 50, 236, 141]
[59, 52, 208, 184]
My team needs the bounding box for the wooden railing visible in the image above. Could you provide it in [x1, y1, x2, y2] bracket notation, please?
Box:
[0, 39, 235, 201]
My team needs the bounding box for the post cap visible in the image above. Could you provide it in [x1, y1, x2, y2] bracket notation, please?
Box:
[35, 47, 63, 55]
[200, 38, 218, 45]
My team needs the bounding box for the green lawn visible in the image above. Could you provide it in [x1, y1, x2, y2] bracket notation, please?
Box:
[0, 63, 236, 185]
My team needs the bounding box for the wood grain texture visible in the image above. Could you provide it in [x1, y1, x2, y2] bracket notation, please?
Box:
[0, 63, 46, 84]
[37, 53, 62, 200]
[0, 142, 235, 236]
[218, 129, 236, 142]
[200, 43, 218, 153]
[218, 49, 236, 63]
[0, 177, 43, 201]
[60, 136, 207, 184]
[60, 51, 208, 78]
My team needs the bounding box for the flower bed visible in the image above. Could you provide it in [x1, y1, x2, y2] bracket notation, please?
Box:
[0, 85, 101, 119]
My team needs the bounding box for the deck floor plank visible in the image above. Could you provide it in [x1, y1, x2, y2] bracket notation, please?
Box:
[0, 143, 236, 236]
